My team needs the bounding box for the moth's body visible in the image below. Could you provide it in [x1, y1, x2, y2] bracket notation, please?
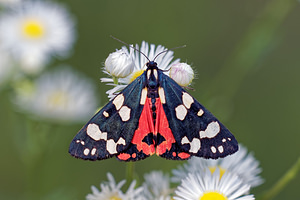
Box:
[69, 60, 238, 161]
[145, 62, 160, 126]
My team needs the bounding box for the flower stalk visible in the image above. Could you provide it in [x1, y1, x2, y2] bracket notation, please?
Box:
[126, 162, 135, 188]
[260, 157, 300, 200]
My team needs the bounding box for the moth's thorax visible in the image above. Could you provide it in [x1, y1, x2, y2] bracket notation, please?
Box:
[145, 64, 160, 125]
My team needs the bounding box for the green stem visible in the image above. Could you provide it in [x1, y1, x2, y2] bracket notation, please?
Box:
[126, 162, 135, 184]
[20, 117, 54, 199]
[260, 157, 300, 200]
[113, 76, 119, 85]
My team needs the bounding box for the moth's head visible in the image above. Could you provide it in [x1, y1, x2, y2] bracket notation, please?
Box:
[146, 61, 157, 68]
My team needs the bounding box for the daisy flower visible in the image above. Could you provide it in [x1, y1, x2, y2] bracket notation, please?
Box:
[101, 41, 182, 99]
[86, 173, 143, 200]
[174, 168, 255, 200]
[172, 144, 263, 188]
[0, 0, 76, 74]
[142, 171, 172, 200]
[13, 67, 98, 123]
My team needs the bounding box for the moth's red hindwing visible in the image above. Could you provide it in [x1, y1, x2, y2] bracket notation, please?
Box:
[117, 144, 149, 161]
[117, 97, 155, 161]
[154, 98, 175, 155]
[131, 97, 155, 155]
[154, 97, 191, 160]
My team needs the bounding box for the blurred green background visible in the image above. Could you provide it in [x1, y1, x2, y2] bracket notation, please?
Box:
[1, 0, 300, 199]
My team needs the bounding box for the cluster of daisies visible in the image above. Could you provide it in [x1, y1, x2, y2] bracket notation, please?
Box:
[0, 0, 98, 123]
[86, 145, 262, 200]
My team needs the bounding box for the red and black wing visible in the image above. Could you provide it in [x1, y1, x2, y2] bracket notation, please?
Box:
[156, 70, 238, 159]
[69, 66, 238, 161]
[69, 72, 153, 161]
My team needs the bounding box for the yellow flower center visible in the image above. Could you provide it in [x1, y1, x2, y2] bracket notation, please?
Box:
[130, 69, 144, 82]
[209, 166, 226, 178]
[109, 196, 122, 200]
[199, 191, 228, 200]
[22, 19, 44, 39]
[47, 91, 68, 108]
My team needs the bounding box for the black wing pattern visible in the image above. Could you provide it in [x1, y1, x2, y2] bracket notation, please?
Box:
[158, 70, 238, 159]
[69, 72, 147, 160]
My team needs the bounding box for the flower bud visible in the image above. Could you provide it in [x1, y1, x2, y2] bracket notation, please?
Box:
[169, 62, 194, 86]
[104, 49, 134, 78]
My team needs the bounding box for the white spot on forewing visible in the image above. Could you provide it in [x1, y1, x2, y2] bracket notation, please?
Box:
[181, 136, 201, 153]
[140, 88, 148, 105]
[87, 123, 107, 141]
[103, 111, 109, 118]
[118, 137, 126, 145]
[158, 87, 166, 104]
[181, 136, 189, 144]
[76, 140, 85, 145]
[222, 138, 226, 142]
[182, 92, 194, 109]
[119, 106, 131, 121]
[199, 121, 220, 138]
[147, 70, 151, 80]
[218, 145, 224, 153]
[84, 148, 90, 156]
[175, 104, 187, 121]
[91, 148, 96, 156]
[113, 94, 124, 110]
[211, 146, 217, 153]
[153, 69, 158, 79]
[197, 109, 204, 116]
[107, 140, 117, 154]
[106, 137, 126, 154]
[189, 138, 201, 153]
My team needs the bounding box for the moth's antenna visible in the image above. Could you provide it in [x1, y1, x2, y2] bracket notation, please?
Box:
[110, 35, 150, 62]
[153, 45, 186, 61]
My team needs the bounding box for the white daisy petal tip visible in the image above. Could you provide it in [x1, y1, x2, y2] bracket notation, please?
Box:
[86, 172, 143, 200]
[142, 171, 172, 199]
[171, 144, 263, 188]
